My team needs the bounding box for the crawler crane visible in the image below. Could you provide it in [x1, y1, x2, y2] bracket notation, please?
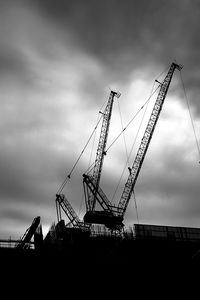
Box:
[83, 62, 182, 230]
[83, 90, 121, 212]
[56, 91, 120, 231]
[83, 91, 123, 229]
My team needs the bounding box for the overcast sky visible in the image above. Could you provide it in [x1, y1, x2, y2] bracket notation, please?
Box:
[0, 0, 200, 239]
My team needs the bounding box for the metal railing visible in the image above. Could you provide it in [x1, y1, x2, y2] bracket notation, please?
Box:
[0, 239, 34, 249]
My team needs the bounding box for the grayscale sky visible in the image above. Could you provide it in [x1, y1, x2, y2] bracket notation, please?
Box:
[0, 0, 200, 239]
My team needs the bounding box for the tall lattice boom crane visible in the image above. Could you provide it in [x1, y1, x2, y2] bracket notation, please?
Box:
[117, 62, 182, 221]
[83, 62, 182, 230]
[83, 90, 120, 212]
[54, 91, 120, 232]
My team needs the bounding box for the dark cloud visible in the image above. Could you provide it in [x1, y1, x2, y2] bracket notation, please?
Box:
[126, 142, 200, 226]
[0, 47, 25, 75]
[22, 0, 200, 116]
[0, 0, 200, 239]
[31, 1, 197, 66]
[1, 0, 200, 88]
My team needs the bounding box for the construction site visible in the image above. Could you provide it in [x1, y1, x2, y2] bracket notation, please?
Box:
[1, 62, 200, 277]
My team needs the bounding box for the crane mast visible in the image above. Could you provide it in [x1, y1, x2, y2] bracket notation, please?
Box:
[58, 62, 182, 232]
[118, 62, 182, 218]
[54, 91, 119, 233]
[83, 62, 182, 230]
[84, 90, 121, 212]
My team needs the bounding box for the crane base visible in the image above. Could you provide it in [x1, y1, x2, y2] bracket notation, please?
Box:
[84, 211, 124, 230]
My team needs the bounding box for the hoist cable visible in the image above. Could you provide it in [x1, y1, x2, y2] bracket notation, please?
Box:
[85, 84, 161, 177]
[117, 98, 130, 167]
[155, 63, 171, 81]
[180, 71, 200, 163]
[105, 84, 160, 153]
[111, 81, 158, 202]
[128, 80, 155, 166]
[84, 96, 112, 176]
[87, 110, 101, 174]
[57, 113, 104, 194]
[57, 95, 109, 194]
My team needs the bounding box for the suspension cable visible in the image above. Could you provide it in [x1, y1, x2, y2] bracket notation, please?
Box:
[84, 84, 161, 177]
[59, 68, 169, 196]
[83, 95, 113, 176]
[111, 80, 157, 202]
[106, 84, 160, 153]
[156, 63, 171, 81]
[128, 80, 155, 166]
[57, 112, 104, 194]
[179, 71, 200, 163]
[87, 110, 101, 173]
[117, 98, 130, 167]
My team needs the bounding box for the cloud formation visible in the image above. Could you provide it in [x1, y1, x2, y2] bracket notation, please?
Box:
[0, 0, 200, 239]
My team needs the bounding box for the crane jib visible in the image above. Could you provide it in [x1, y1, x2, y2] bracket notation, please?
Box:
[85, 90, 121, 212]
[56, 194, 90, 230]
[118, 62, 183, 216]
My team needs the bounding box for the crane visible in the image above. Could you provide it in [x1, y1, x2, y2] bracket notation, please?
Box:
[117, 62, 182, 220]
[55, 91, 120, 232]
[16, 216, 41, 249]
[83, 90, 121, 212]
[83, 174, 123, 229]
[83, 91, 122, 228]
[83, 62, 183, 230]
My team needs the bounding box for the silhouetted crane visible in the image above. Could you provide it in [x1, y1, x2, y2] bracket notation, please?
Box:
[83, 62, 182, 230]
[56, 91, 120, 231]
[83, 90, 121, 212]
[16, 216, 41, 249]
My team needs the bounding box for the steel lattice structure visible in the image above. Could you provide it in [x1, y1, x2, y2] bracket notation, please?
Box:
[84, 90, 120, 212]
[56, 194, 90, 230]
[83, 62, 182, 230]
[118, 62, 182, 216]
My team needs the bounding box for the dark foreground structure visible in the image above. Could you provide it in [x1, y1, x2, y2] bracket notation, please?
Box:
[2, 223, 200, 269]
[1, 223, 200, 296]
